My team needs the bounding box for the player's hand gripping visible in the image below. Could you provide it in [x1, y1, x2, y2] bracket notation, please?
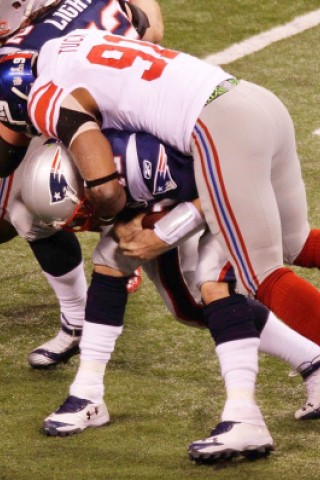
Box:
[115, 213, 171, 260]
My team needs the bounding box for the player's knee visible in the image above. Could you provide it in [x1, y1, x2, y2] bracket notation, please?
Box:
[246, 297, 269, 334]
[86, 271, 129, 326]
[204, 294, 260, 345]
[200, 281, 230, 304]
[28, 230, 82, 276]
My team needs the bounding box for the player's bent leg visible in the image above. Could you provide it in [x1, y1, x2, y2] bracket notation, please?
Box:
[29, 230, 83, 277]
[188, 293, 274, 463]
[92, 227, 142, 293]
[43, 271, 127, 436]
[28, 231, 86, 368]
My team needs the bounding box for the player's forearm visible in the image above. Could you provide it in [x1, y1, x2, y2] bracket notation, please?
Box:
[130, 0, 164, 42]
[153, 199, 205, 246]
[70, 130, 127, 219]
[118, 200, 205, 261]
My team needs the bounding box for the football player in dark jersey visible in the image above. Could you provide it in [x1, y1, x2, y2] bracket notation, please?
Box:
[14, 130, 320, 462]
[0, 0, 163, 368]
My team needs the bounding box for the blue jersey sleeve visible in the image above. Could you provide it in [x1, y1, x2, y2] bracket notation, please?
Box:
[3, 0, 135, 51]
[135, 133, 197, 204]
[104, 129, 198, 209]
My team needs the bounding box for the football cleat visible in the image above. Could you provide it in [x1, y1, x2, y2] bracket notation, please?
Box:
[28, 325, 81, 369]
[188, 421, 274, 463]
[43, 395, 110, 436]
[295, 355, 320, 420]
[126, 266, 143, 293]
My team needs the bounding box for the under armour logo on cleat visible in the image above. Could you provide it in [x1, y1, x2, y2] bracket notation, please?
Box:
[86, 407, 99, 420]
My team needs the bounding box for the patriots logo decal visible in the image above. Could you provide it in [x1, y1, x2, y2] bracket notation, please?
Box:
[49, 147, 76, 204]
[153, 144, 177, 195]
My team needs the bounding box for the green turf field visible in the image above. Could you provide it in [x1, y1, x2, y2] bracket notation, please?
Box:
[1, 2, 320, 479]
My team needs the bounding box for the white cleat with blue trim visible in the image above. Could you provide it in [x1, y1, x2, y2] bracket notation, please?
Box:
[295, 356, 320, 420]
[188, 421, 274, 463]
[28, 326, 81, 369]
[43, 395, 110, 436]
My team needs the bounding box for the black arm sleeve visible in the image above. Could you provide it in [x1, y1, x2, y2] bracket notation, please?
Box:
[125, 2, 150, 38]
[57, 107, 99, 148]
[0, 136, 28, 177]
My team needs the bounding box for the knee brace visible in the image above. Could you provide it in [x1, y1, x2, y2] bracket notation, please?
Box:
[204, 294, 260, 345]
[86, 272, 129, 326]
[246, 297, 269, 334]
[28, 230, 82, 276]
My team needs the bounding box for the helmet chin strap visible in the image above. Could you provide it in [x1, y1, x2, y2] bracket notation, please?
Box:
[51, 198, 95, 233]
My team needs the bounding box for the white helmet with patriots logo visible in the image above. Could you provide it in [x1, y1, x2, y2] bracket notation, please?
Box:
[0, 0, 60, 38]
[21, 139, 94, 231]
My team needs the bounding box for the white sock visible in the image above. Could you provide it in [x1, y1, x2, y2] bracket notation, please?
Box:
[216, 337, 265, 426]
[70, 359, 106, 403]
[260, 312, 320, 370]
[69, 322, 123, 402]
[43, 262, 87, 330]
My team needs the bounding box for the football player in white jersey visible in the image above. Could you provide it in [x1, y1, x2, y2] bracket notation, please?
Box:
[0, 1, 163, 367]
[12, 28, 319, 339]
[1, 29, 319, 461]
[2, 30, 320, 460]
[13, 132, 320, 463]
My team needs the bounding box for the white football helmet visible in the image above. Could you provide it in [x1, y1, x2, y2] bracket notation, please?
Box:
[0, 0, 60, 38]
[21, 139, 94, 231]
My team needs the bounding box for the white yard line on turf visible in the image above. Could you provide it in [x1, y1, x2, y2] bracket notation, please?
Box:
[204, 8, 320, 66]
[204, 8, 320, 137]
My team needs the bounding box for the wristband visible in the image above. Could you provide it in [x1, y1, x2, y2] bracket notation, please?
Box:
[153, 202, 205, 245]
[84, 171, 119, 189]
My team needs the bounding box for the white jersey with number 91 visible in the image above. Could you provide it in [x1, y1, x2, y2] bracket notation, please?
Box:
[28, 29, 233, 154]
